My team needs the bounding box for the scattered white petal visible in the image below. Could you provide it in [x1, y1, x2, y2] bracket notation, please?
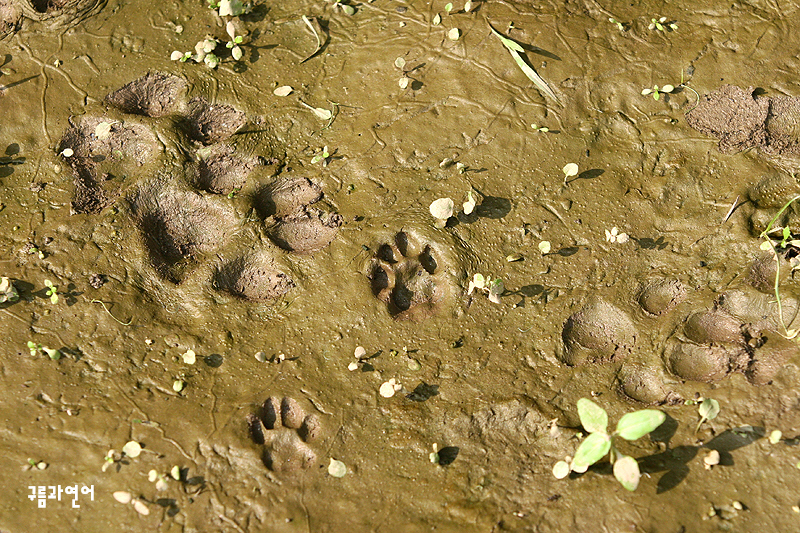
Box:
[122, 441, 141, 458]
[148, 469, 158, 482]
[703, 449, 720, 469]
[132, 499, 150, 516]
[399, 77, 409, 89]
[170, 465, 180, 480]
[155, 478, 168, 491]
[273, 86, 293, 97]
[538, 241, 551, 254]
[328, 458, 347, 478]
[182, 349, 196, 365]
[348, 362, 359, 371]
[563, 163, 579, 177]
[448, 28, 460, 41]
[254, 351, 267, 362]
[113, 491, 132, 504]
[429, 198, 454, 220]
[380, 379, 398, 398]
[354, 346, 367, 359]
[60, 148, 74, 157]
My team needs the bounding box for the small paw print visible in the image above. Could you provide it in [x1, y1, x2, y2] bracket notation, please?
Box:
[247, 397, 321, 473]
[368, 231, 444, 321]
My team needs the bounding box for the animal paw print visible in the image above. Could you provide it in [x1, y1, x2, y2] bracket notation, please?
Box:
[247, 397, 321, 473]
[368, 231, 445, 321]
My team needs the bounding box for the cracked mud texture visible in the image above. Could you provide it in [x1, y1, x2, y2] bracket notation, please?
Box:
[5, 0, 800, 532]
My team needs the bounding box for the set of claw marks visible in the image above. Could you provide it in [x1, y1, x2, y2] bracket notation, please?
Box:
[247, 397, 321, 473]
[58, 72, 341, 295]
[369, 231, 444, 321]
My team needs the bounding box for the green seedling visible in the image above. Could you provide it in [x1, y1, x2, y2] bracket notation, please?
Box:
[467, 274, 504, 304]
[209, 0, 253, 16]
[530, 123, 549, 132]
[225, 21, 245, 61]
[444, 2, 453, 13]
[553, 398, 666, 491]
[463, 190, 477, 215]
[649, 16, 677, 31]
[608, 17, 625, 31]
[0, 277, 19, 303]
[27, 245, 45, 259]
[101, 449, 119, 472]
[44, 279, 58, 304]
[301, 15, 323, 63]
[695, 398, 720, 433]
[331, 0, 355, 15]
[641, 84, 675, 101]
[311, 146, 331, 166]
[563, 162, 578, 185]
[758, 195, 800, 338]
[489, 24, 560, 105]
[27, 341, 61, 360]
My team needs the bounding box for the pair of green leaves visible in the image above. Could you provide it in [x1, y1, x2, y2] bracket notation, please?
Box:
[489, 24, 560, 105]
[569, 398, 665, 491]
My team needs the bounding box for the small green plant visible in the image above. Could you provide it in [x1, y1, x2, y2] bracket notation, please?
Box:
[331, 0, 355, 15]
[563, 162, 578, 185]
[208, 0, 253, 17]
[311, 146, 331, 166]
[641, 84, 675, 101]
[0, 277, 19, 303]
[695, 397, 720, 433]
[225, 21, 244, 61]
[43, 279, 58, 304]
[608, 17, 625, 31]
[530, 123, 550, 133]
[467, 274, 504, 304]
[429, 197, 455, 227]
[649, 17, 677, 31]
[489, 24, 560, 104]
[552, 398, 666, 491]
[758, 195, 800, 338]
[27, 341, 61, 360]
[171, 37, 220, 68]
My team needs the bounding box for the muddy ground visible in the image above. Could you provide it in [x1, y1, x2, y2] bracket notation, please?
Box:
[2, 0, 800, 531]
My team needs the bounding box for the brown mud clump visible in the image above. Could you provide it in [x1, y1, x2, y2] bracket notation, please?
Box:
[248, 397, 321, 473]
[19, 0, 106, 28]
[105, 72, 187, 118]
[637, 278, 685, 316]
[59, 116, 157, 214]
[748, 174, 800, 209]
[560, 299, 636, 366]
[214, 253, 294, 301]
[191, 144, 258, 194]
[255, 177, 323, 218]
[0, 0, 21, 36]
[257, 177, 341, 254]
[745, 332, 799, 385]
[369, 231, 446, 321]
[617, 363, 678, 405]
[746, 251, 789, 294]
[267, 207, 342, 254]
[128, 183, 237, 282]
[683, 309, 743, 345]
[666, 341, 740, 383]
[687, 84, 800, 156]
[184, 97, 247, 145]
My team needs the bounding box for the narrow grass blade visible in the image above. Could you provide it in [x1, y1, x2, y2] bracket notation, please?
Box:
[489, 24, 561, 105]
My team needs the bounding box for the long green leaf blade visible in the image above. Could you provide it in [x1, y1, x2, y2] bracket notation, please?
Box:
[577, 398, 608, 434]
[570, 432, 610, 473]
[616, 410, 666, 441]
[613, 455, 640, 491]
[489, 24, 560, 104]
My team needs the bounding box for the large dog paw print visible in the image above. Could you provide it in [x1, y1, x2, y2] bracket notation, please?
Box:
[368, 231, 448, 321]
[247, 397, 321, 473]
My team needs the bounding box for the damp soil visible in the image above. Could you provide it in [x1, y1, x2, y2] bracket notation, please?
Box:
[2, 0, 800, 532]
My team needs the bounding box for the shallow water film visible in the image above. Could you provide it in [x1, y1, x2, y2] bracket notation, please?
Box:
[2, 0, 800, 531]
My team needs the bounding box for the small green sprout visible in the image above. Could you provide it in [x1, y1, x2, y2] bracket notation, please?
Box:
[467, 274, 504, 304]
[462, 190, 477, 215]
[0, 277, 19, 303]
[27, 341, 61, 360]
[28, 245, 45, 259]
[429, 198, 455, 227]
[225, 21, 245, 61]
[641, 84, 675, 101]
[332, 1, 355, 15]
[563, 163, 579, 185]
[44, 279, 58, 304]
[101, 449, 118, 472]
[530, 123, 549, 133]
[211, 0, 253, 17]
[649, 17, 677, 31]
[311, 146, 331, 166]
[696, 398, 720, 433]
[608, 17, 625, 31]
[444, 2, 453, 13]
[553, 398, 666, 491]
[430, 443, 440, 463]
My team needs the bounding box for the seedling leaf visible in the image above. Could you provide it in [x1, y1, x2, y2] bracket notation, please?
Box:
[698, 398, 719, 421]
[577, 398, 608, 434]
[552, 460, 570, 479]
[122, 441, 142, 458]
[613, 455, 640, 491]
[571, 432, 611, 473]
[328, 458, 347, 477]
[489, 24, 560, 104]
[616, 410, 665, 441]
[430, 198, 454, 220]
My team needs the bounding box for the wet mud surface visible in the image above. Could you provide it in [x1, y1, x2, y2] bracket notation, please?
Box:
[2, 0, 800, 531]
